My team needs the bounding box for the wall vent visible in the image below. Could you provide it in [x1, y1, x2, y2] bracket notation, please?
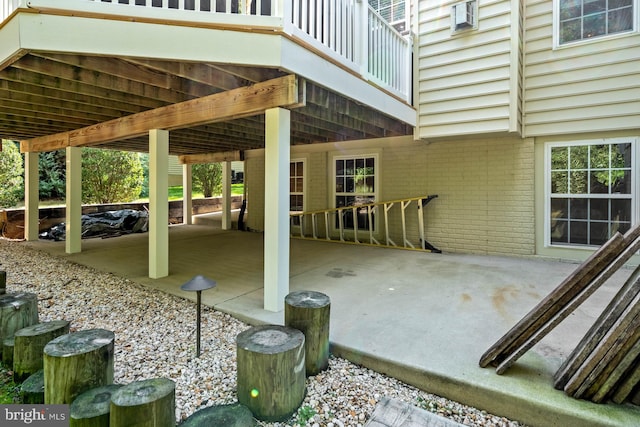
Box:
[451, 1, 476, 31]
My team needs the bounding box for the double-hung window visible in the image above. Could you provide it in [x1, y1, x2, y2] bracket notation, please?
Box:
[334, 155, 377, 230]
[557, 0, 635, 45]
[290, 160, 305, 226]
[547, 139, 636, 247]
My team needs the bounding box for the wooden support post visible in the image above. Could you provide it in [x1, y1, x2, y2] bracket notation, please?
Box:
[236, 325, 306, 421]
[70, 384, 123, 427]
[285, 290, 331, 376]
[149, 129, 169, 279]
[180, 403, 256, 427]
[65, 146, 82, 254]
[0, 292, 39, 358]
[43, 329, 115, 404]
[24, 151, 40, 241]
[13, 320, 70, 382]
[110, 378, 175, 427]
[20, 369, 45, 404]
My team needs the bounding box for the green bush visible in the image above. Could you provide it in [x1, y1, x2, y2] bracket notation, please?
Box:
[82, 148, 144, 204]
[192, 163, 222, 198]
[0, 140, 24, 208]
[39, 150, 66, 200]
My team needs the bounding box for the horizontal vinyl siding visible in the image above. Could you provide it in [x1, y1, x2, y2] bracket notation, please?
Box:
[417, 0, 518, 138]
[524, 0, 640, 136]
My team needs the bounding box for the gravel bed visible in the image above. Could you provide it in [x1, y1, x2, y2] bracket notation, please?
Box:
[0, 239, 523, 426]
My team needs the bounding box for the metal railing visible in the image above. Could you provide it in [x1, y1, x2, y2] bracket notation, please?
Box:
[290, 195, 440, 252]
[2, 0, 411, 101]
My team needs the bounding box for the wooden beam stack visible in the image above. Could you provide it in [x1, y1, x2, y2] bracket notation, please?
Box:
[479, 225, 640, 405]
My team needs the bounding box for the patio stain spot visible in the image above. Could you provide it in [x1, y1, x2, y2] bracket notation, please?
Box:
[492, 285, 520, 321]
[460, 293, 472, 303]
[326, 268, 356, 278]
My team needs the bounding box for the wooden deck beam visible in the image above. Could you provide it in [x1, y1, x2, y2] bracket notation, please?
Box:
[21, 74, 304, 153]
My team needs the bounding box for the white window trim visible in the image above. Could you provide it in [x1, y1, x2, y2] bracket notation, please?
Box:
[290, 157, 306, 230]
[552, 0, 639, 49]
[544, 137, 639, 249]
[330, 151, 380, 237]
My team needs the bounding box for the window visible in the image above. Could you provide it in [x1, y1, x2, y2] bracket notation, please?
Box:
[547, 139, 636, 247]
[558, 0, 635, 45]
[290, 160, 305, 226]
[368, 0, 407, 33]
[335, 155, 377, 230]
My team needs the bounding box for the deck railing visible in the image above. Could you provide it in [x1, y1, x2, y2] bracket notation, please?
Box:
[2, 0, 411, 101]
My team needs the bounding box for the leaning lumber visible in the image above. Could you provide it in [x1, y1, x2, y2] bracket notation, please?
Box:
[554, 263, 640, 389]
[563, 303, 640, 399]
[179, 403, 256, 427]
[495, 234, 640, 374]
[611, 358, 640, 404]
[110, 378, 175, 427]
[20, 369, 45, 404]
[285, 290, 331, 376]
[365, 397, 465, 427]
[70, 384, 123, 427]
[43, 329, 115, 404]
[591, 337, 640, 403]
[13, 320, 70, 382]
[479, 230, 627, 368]
[236, 325, 306, 422]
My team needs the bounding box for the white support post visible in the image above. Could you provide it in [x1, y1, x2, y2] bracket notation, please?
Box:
[222, 161, 232, 230]
[23, 152, 39, 241]
[149, 129, 169, 279]
[263, 107, 290, 312]
[65, 147, 82, 254]
[182, 163, 193, 225]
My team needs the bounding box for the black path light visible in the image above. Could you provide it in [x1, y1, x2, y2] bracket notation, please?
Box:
[181, 275, 217, 357]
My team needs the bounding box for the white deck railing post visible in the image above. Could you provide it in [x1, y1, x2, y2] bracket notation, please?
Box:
[355, 0, 368, 78]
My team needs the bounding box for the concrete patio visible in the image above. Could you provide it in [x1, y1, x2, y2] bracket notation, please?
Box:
[25, 213, 640, 426]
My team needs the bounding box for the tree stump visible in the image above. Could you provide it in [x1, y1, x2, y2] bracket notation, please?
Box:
[285, 290, 331, 376]
[14, 320, 70, 382]
[0, 292, 39, 357]
[180, 403, 256, 427]
[20, 369, 45, 404]
[44, 329, 115, 404]
[236, 325, 306, 422]
[2, 336, 14, 367]
[70, 384, 123, 427]
[110, 378, 175, 427]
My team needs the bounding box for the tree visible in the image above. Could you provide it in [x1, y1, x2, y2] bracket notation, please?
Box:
[192, 163, 222, 198]
[39, 150, 66, 200]
[0, 140, 24, 208]
[82, 148, 144, 204]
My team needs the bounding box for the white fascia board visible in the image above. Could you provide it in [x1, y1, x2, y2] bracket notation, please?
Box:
[17, 13, 282, 66]
[279, 38, 417, 127]
[0, 16, 23, 68]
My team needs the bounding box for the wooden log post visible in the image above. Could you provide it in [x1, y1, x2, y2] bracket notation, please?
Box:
[70, 384, 123, 427]
[236, 325, 306, 422]
[110, 378, 175, 427]
[44, 329, 115, 404]
[285, 290, 331, 376]
[180, 403, 256, 427]
[0, 292, 39, 358]
[2, 337, 14, 367]
[20, 369, 45, 404]
[0, 270, 6, 295]
[13, 320, 70, 383]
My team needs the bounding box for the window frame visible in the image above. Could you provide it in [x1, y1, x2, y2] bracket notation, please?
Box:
[330, 152, 380, 236]
[289, 158, 306, 229]
[544, 137, 638, 248]
[553, 0, 638, 48]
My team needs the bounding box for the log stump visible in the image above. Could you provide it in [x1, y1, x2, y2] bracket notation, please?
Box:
[110, 378, 175, 427]
[20, 369, 45, 404]
[44, 329, 115, 404]
[236, 325, 306, 422]
[180, 403, 256, 427]
[0, 292, 39, 357]
[2, 336, 14, 367]
[70, 384, 123, 427]
[285, 290, 331, 376]
[14, 320, 70, 382]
